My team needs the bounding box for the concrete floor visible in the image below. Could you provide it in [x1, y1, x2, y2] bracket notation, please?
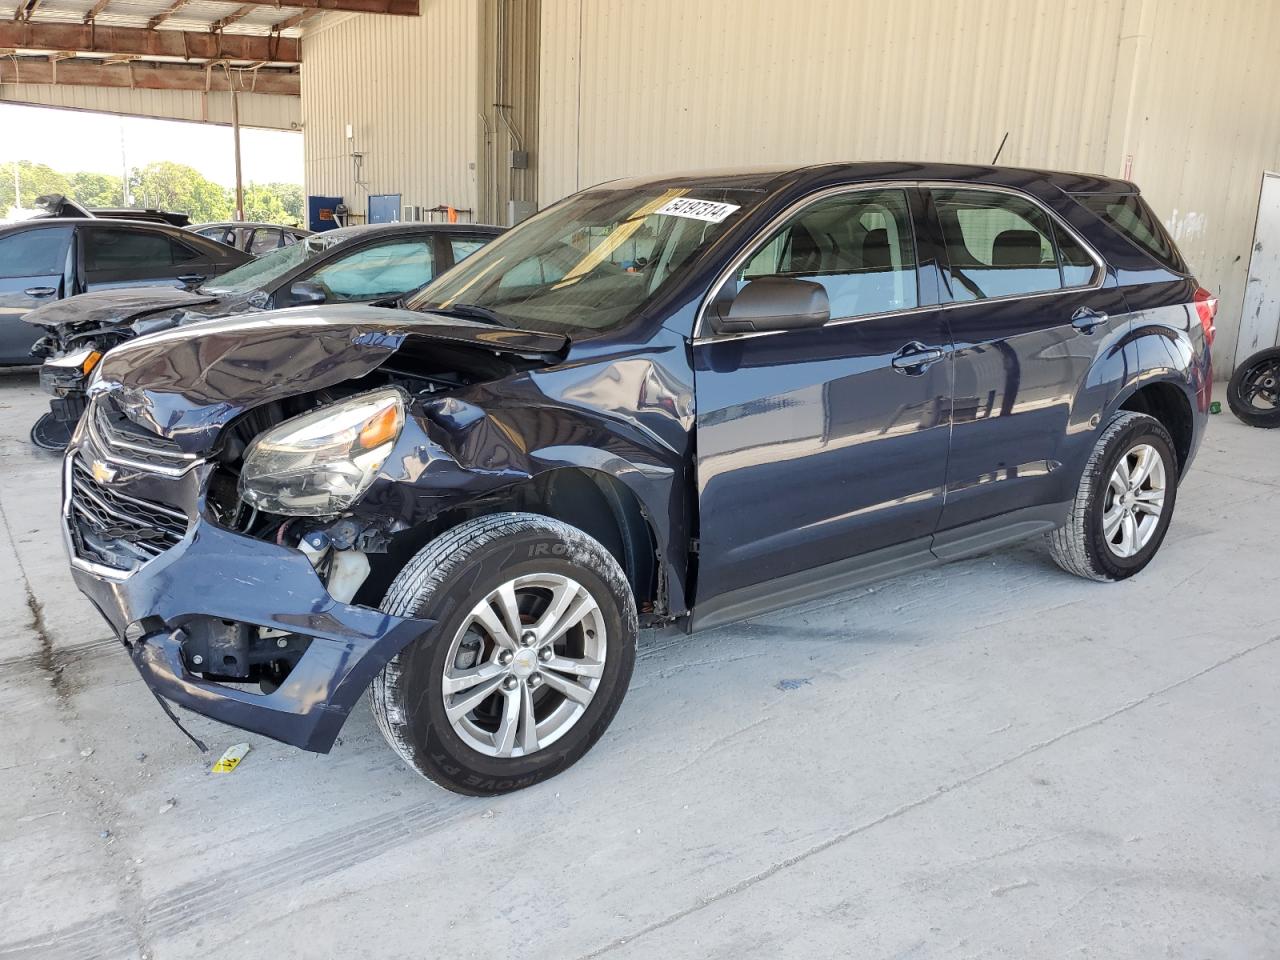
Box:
[0, 368, 1277, 960]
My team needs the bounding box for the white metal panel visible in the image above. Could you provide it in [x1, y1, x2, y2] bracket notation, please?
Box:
[0, 84, 300, 129]
[1234, 173, 1280, 363]
[538, 0, 1280, 375]
[300, 0, 480, 222]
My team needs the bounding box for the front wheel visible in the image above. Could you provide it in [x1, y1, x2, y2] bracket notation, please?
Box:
[1227, 347, 1280, 428]
[1046, 411, 1178, 582]
[371, 513, 637, 796]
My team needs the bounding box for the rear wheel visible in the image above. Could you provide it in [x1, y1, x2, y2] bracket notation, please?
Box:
[1047, 411, 1178, 582]
[30, 411, 73, 451]
[371, 513, 637, 795]
[1227, 347, 1280, 428]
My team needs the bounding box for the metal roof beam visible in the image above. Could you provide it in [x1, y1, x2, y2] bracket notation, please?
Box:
[82, 0, 112, 23]
[146, 0, 189, 28]
[210, 4, 257, 31]
[236, 0, 418, 15]
[0, 55, 300, 94]
[0, 21, 301, 61]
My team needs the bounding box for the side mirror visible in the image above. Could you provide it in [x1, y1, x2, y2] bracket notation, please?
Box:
[288, 281, 328, 306]
[713, 277, 830, 334]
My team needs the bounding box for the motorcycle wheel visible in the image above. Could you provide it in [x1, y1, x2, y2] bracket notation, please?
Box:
[30, 412, 74, 451]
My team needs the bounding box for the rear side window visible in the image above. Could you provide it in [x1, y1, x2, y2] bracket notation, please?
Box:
[727, 188, 919, 321]
[1076, 193, 1186, 272]
[0, 227, 72, 278]
[450, 236, 489, 264]
[933, 189, 1098, 301]
[86, 229, 198, 271]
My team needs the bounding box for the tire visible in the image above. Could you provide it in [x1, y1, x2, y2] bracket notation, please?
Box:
[30, 411, 74, 451]
[1227, 347, 1280, 428]
[370, 512, 637, 796]
[1046, 411, 1178, 582]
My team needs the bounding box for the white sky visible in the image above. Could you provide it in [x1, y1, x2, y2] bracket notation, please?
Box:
[0, 103, 303, 186]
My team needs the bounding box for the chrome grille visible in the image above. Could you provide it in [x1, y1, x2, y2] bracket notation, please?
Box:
[89, 400, 197, 474]
[67, 456, 189, 572]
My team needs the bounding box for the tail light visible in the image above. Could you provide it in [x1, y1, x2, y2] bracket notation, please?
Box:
[1193, 286, 1217, 346]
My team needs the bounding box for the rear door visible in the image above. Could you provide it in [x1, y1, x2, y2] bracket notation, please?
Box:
[692, 186, 953, 624]
[0, 225, 73, 363]
[82, 226, 214, 291]
[924, 186, 1132, 544]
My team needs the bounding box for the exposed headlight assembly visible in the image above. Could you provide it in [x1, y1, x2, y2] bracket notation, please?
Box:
[239, 389, 406, 516]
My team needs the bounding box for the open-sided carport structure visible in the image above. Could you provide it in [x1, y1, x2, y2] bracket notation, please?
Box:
[0, 0, 418, 130]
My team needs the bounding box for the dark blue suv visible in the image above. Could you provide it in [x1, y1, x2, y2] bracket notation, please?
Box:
[63, 162, 1213, 794]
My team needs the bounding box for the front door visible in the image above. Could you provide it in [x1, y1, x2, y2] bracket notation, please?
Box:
[692, 187, 952, 626]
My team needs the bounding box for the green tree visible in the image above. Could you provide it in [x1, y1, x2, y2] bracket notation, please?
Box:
[69, 171, 124, 209]
[243, 182, 304, 225]
[128, 161, 233, 223]
[0, 161, 74, 213]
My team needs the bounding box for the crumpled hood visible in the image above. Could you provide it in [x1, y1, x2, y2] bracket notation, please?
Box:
[23, 286, 221, 331]
[91, 304, 568, 453]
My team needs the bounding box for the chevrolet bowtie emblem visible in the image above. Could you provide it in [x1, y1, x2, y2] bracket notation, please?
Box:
[90, 459, 117, 484]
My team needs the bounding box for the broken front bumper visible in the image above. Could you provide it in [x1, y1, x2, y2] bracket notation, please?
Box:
[65, 451, 436, 753]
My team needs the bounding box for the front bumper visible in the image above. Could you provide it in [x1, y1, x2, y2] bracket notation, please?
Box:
[65, 439, 436, 753]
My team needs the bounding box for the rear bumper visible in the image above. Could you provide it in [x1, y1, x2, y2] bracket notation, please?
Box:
[69, 497, 435, 753]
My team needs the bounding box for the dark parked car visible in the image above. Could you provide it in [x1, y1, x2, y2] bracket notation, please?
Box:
[63, 162, 1213, 795]
[190, 221, 312, 254]
[26, 222, 502, 448]
[0, 218, 248, 368]
[32, 193, 191, 226]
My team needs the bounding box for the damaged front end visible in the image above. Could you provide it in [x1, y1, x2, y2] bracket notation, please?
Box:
[65, 305, 570, 751]
[29, 287, 243, 444]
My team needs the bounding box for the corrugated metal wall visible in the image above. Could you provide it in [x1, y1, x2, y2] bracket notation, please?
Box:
[0, 85, 300, 130]
[537, 0, 1280, 375]
[301, 0, 481, 223]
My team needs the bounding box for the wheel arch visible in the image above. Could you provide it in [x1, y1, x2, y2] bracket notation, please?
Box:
[1114, 378, 1195, 473]
[357, 466, 668, 622]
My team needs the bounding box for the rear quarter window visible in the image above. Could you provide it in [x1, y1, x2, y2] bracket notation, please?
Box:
[1075, 193, 1187, 273]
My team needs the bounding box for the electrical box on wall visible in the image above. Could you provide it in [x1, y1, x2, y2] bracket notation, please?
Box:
[308, 195, 343, 232]
[508, 200, 536, 225]
[509, 150, 529, 170]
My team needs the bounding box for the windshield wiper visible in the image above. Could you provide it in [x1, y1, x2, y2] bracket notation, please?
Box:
[422, 302, 508, 326]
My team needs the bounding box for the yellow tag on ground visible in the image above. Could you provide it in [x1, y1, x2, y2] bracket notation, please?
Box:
[211, 743, 251, 774]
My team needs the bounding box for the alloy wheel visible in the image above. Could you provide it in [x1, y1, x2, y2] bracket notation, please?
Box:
[441, 573, 606, 758]
[1240, 357, 1280, 412]
[1101, 442, 1167, 558]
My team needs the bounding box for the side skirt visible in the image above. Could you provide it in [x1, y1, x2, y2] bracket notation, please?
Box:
[688, 502, 1071, 633]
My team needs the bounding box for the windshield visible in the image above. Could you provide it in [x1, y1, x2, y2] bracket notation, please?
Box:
[202, 233, 343, 294]
[404, 185, 763, 333]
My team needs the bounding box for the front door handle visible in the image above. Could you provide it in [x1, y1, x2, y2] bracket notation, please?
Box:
[177, 274, 207, 286]
[1071, 307, 1108, 334]
[24, 286, 57, 298]
[891, 341, 946, 374]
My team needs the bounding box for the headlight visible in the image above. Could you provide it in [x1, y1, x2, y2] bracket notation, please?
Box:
[239, 389, 406, 516]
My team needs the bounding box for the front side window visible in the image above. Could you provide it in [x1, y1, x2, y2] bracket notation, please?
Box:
[0, 227, 71, 278]
[933, 189, 1097, 301]
[85, 229, 196, 271]
[719, 188, 919, 321]
[249, 229, 283, 255]
[405, 185, 764, 334]
[303, 240, 435, 301]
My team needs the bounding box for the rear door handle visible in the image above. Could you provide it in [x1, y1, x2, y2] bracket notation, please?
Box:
[24, 286, 57, 298]
[177, 274, 207, 285]
[1071, 307, 1108, 334]
[891, 341, 946, 374]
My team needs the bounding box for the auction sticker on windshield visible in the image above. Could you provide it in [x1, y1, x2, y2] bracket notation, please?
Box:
[655, 198, 741, 223]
